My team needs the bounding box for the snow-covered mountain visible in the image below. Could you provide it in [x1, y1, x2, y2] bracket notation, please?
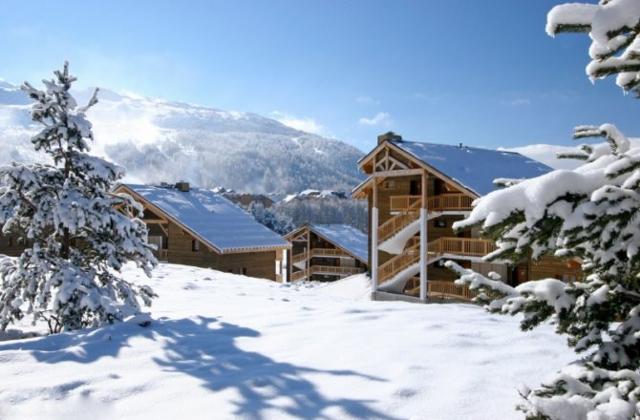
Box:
[502, 139, 640, 170]
[0, 80, 364, 195]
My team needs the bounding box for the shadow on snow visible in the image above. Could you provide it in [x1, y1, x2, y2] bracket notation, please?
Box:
[0, 316, 397, 419]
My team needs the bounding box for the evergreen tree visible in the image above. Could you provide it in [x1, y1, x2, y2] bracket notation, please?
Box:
[0, 63, 157, 334]
[446, 2, 640, 418]
[247, 201, 295, 235]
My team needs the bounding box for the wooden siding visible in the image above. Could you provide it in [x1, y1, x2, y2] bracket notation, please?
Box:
[162, 221, 280, 281]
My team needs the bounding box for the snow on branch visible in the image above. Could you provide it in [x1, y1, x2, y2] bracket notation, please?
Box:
[547, 0, 640, 95]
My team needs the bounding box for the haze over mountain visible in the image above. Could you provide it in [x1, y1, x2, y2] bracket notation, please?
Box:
[0, 80, 365, 195]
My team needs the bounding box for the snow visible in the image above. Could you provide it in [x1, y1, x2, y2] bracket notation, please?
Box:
[309, 224, 368, 263]
[122, 184, 288, 252]
[391, 140, 552, 196]
[0, 81, 364, 195]
[0, 263, 575, 419]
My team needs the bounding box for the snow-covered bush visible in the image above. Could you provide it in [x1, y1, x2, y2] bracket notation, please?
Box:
[0, 63, 157, 334]
[445, 2, 640, 418]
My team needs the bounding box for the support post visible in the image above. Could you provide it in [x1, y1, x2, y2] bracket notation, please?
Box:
[282, 249, 289, 284]
[306, 230, 311, 281]
[371, 179, 379, 294]
[420, 170, 428, 302]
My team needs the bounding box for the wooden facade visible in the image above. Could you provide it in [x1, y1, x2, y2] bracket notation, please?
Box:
[353, 133, 582, 302]
[115, 184, 289, 282]
[285, 225, 368, 282]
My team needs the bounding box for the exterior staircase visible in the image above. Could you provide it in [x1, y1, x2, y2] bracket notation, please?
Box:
[376, 237, 497, 293]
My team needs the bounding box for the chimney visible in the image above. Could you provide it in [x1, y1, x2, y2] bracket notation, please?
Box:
[175, 181, 190, 192]
[377, 131, 402, 145]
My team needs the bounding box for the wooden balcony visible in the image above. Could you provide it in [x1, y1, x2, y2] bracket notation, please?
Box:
[404, 279, 476, 301]
[389, 193, 472, 213]
[429, 237, 496, 257]
[311, 248, 350, 258]
[290, 265, 365, 282]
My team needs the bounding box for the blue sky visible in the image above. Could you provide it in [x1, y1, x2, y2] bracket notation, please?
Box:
[1, 0, 638, 152]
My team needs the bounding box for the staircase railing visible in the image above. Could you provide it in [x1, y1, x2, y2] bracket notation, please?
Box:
[378, 198, 422, 243]
[290, 269, 308, 281]
[291, 251, 308, 265]
[376, 237, 496, 286]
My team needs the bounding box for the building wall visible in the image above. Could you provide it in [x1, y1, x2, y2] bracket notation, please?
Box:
[160, 220, 281, 281]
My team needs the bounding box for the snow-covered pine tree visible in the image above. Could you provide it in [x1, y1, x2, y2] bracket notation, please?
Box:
[445, 2, 640, 418]
[546, 0, 640, 96]
[0, 63, 157, 334]
[247, 201, 295, 235]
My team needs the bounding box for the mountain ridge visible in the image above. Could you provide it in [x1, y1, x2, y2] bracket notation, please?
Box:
[0, 81, 365, 195]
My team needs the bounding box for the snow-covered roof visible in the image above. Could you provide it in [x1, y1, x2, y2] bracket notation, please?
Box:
[309, 224, 368, 263]
[121, 184, 289, 253]
[391, 140, 553, 196]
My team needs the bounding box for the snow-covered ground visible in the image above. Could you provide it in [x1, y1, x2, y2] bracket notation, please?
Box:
[0, 264, 574, 420]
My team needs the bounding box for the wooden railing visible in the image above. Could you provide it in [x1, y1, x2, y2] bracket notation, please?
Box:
[427, 194, 473, 211]
[378, 241, 421, 284]
[377, 237, 496, 285]
[311, 248, 350, 258]
[429, 237, 496, 256]
[389, 194, 472, 213]
[290, 265, 365, 282]
[310, 265, 365, 276]
[290, 269, 308, 281]
[379, 199, 422, 243]
[404, 279, 476, 301]
[292, 251, 308, 265]
[389, 195, 422, 212]
[428, 280, 476, 301]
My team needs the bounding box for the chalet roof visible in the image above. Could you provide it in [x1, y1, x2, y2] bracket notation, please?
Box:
[120, 184, 289, 253]
[393, 140, 552, 196]
[309, 224, 368, 264]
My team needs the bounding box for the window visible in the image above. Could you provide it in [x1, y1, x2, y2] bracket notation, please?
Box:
[191, 239, 200, 252]
[383, 180, 395, 190]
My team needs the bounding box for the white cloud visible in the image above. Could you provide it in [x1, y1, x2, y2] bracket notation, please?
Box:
[358, 112, 392, 126]
[509, 98, 531, 106]
[355, 95, 380, 105]
[271, 111, 325, 135]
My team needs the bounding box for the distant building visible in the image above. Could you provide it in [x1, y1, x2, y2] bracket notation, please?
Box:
[284, 224, 368, 282]
[353, 132, 581, 302]
[114, 183, 290, 281]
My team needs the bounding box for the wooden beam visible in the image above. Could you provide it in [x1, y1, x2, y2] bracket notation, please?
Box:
[372, 168, 424, 178]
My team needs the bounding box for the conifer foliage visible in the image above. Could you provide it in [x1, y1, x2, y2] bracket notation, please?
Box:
[0, 63, 157, 334]
[447, 1, 640, 418]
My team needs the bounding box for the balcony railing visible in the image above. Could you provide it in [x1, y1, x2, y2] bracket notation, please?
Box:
[404, 279, 476, 301]
[429, 237, 496, 257]
[389, 194, 472, 213]
[311, 248, 350, 258]
[290, 265, 365, 282]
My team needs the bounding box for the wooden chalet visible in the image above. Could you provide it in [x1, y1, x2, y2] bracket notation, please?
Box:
[284, 224, 368, 282]
[353, 132, 582, 302]
[114, 183, 290, 281]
